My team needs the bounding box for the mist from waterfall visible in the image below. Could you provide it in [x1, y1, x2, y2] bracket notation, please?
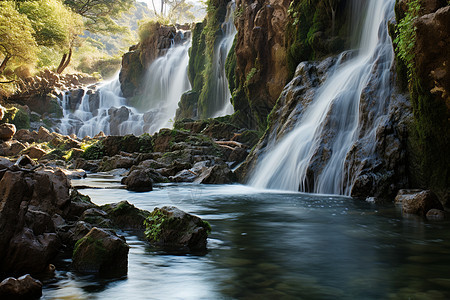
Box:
[249, 0, 396, 195]
[209, 0, 236, 118]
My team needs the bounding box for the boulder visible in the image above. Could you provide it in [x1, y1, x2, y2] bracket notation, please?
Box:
[0, 140, 26, 157]
[0, 275, 42, 300]
[401, 190, 444, 216]
[14, 129, 36, 143]
[37, 126, 52, 142]
[0, 123, 16, 141]
[0, 157, 13, 169]
[145, 206, 211, 252]
[121, 169, 154, 192]
[0, 168, 71, 274]
[98, 155, 136, 172]
[72, 227, 129, 277]
[23, 146, 47, 159]
[195, 164, 235, 184]
[79, 208, 112, 228]
[101, 201, 150, 230]
[426, 209, 449, 221]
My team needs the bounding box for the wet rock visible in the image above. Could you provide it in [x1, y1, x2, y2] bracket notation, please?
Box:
[101, 201, 150, 230]
[60, 168, 86, 179]
[73, 158, 100, 172]
[145, 206, 211, 252]
[79, 208, 112, 228]
[108, 106, 130, 135]
[401, 190, 444, 216]
[0, 140, 26, 156]
[101, 134, 153, 157]
[14, 129, 36, 143]
[395, 189, 424, 204]
[426, 209, 449, 221]
[0, 157, 13, 169]
[23, 146, 47, 160]
[72, 227, 129, 277]
[195, 164, 235, 184]
[0, 123, 16, 141]
[121, 169, 154, 192]
[37, 126, 52, 142]
[0, 274, 42, 300]
[98, 155, 135, 172]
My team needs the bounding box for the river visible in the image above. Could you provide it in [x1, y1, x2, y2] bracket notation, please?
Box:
[41, 175, 450, 299]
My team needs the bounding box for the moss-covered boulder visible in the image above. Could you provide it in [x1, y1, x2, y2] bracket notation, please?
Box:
[101, 201, 150, 231]
[72, 227, 129, 277]
[144, 206, 211, 252]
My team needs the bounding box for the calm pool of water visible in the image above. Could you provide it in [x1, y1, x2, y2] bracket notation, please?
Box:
[42, 175, 450, 299]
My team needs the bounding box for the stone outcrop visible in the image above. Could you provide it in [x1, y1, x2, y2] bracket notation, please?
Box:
[145, 206, 211, 252]
[230, 0, 290, 129]
[397, 190, 444, 216]
[101, 201, 150, 231]
[0, 274, 42, 300]
[72, 227, 129, 277]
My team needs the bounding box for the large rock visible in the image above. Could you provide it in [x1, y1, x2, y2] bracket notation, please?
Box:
[145, 206, 211, 252]
[195, 164, 235, 184]
[23, 146, 47, 159]
[401, 190, 444, 216]
[98, 155, 136, 172]
[121, 169, 154, 192]
[0, 274, 42, 300]
[0, 140, 27, 156]
[0, 168, 71, 274]
[101, 201, 150, 230]
[0, 123, 16, 141]
[72, 227, 129, 277]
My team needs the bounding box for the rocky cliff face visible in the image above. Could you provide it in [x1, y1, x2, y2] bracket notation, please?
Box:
[119, 23, 190, 99]
[394, 0, 449, 204]
[227, 0, 290, 130]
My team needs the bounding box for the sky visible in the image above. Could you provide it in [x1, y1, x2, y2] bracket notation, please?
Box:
[140, 0, 205, 14]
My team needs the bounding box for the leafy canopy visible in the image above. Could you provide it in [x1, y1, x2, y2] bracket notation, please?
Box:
[0, 1, 38, 64]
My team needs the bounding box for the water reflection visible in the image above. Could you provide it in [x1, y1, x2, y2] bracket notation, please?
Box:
[42, 181, 450, 299]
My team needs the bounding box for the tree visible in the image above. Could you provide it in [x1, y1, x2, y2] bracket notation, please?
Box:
[0, 1, 39, 74]
[18, 0, 84, 73]
[324, 0, 340, 36]
[64, 0, 135, 34]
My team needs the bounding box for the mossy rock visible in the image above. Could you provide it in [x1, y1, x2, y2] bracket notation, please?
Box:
[72, 227, 129, 277]
[144, 206, 211, 253]
[101, 201, 150, 230]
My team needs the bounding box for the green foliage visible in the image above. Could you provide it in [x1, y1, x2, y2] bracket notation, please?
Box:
[0, 1, 39, 72]
[138, 21, 160, 43]
[144, 210, 166, 241]
[394, 0, 420, 82]
[81, 140, 105, 160]
[64, 0, 134, 34]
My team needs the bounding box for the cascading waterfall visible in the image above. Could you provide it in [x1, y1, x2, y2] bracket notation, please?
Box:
[137, 39, 192, 133]
[249, 0, 395, 195]
[59, 75, 145, 137]
[58, 34, 191, 137]
[209, 0, 236, 117]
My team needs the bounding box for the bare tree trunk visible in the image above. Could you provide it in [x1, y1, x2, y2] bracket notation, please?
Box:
[0, 55, 11, 75]
[161, 0, 164, 15]
[151, 0, 159, 16]
[56, 48, 72, 74]
[331, 7, 336, 36]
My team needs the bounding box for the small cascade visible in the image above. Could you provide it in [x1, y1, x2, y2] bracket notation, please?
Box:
[137, 39, 192, 133]
[249, 0, 396, 195]
[209, 0, 237, 117]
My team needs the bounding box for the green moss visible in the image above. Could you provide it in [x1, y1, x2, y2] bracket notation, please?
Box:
[81, 140, 105, 160]
[143, 209, 166, 242]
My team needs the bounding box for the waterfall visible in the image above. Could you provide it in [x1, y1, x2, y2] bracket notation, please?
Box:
[137, 39, 192, 132]
[59, 76, 145, 137]
[249, 0, 395, 195]
[58, 35, 191, 138]
[209, 0, 237, 118]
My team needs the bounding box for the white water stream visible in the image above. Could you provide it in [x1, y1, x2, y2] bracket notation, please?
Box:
[249, 0, 395, 195]
[209, 0, 236, 117]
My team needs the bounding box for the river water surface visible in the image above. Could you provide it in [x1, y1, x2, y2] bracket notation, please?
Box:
[42, 175, 450, 299]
